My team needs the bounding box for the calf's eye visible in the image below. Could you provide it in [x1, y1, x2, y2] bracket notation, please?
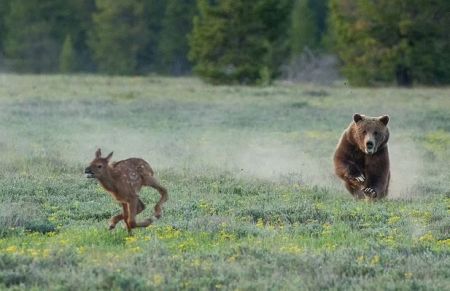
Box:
[97, 165, 102, 169]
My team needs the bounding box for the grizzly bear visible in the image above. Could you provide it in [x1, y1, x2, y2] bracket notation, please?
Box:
[334, 114, 390, 199]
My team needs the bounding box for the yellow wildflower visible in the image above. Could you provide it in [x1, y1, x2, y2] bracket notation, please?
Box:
[256, 218, 265, 228]
[280, 244, 302, 254]
[388, 216, 401, 225]
[27, 248, 39, 257]
[418, 232, 434, 243]
[42, 249, 50, 257]
[152, 274, 164, 286]
[6, 245, 18, 254]
[130, 246, 141, 253]
[191, 258, 201, 267]
[370, 255, 380, 265]
[437, 238, 450, 247]
[227, 255, 237, 263]
[125, 236, 138, 244]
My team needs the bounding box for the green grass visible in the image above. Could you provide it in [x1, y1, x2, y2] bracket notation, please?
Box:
[0, 74, 449, 290]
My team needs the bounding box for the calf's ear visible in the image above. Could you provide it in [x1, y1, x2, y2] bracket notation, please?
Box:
[379, 115, 389, 126]
[105, 151, 113, 162]
[95, 148, 102, 158]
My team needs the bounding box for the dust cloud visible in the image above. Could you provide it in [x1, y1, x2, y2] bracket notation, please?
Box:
[49, 125, 423, 199]
[388, 136, 423, 199]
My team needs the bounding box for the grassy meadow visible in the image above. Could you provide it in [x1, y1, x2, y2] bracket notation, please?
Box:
[0, 74, 449, 290]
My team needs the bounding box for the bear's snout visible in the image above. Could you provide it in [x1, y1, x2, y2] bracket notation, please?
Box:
[365, 140, 376, 154]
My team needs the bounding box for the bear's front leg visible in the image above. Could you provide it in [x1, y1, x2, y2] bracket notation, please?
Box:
[345, 172, 365, 185]
[363, 177, 389, 199]
[363, 160, 390, 199]
[363, 187, 377, 198]
[363, 181, 388, 199]
[342, 162, 367, 189]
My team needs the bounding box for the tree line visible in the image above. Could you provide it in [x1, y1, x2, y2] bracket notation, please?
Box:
[0, 0, 448, 86]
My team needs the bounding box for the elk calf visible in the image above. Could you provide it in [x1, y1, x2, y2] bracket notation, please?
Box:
[85, 149, 168, 233]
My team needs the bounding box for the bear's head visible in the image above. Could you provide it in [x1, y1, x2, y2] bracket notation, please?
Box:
[352, 113, 390, 155]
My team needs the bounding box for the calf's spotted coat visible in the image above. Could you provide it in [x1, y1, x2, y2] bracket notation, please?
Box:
[85, 149, 168, 233]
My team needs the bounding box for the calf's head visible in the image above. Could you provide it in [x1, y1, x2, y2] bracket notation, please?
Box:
[85, 149, 113, 179]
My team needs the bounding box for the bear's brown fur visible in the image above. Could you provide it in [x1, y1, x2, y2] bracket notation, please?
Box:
[334, 114, 390, 199]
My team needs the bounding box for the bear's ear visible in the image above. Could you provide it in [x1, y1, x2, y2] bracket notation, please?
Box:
[353, 113, 364, 123]
[379, 115, 389, 126]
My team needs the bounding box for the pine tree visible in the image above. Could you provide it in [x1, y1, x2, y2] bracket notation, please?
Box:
[59, 35, 76, 73]
[4, 0, 61, 72]
[3, 0, 94, 72]
[67, 0, 96, 72]
[290, 0, 318, 54]
[157, 0, 197, 75]
[257, 0, 293, 81]
[329, 0, 450, 86]
[189, 0, 291, 84]
[289, 0, 329, 56]
[136, 0, 165, 73]
[89, 0, 149, 75]
[0, 0, 11, 56]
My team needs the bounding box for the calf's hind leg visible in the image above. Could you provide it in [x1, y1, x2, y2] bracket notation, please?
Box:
[143, 175, 168, 219]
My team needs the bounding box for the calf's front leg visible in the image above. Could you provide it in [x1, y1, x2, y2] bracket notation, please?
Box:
[126, 198, 152, 234]
[109, 203, 128, 230]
